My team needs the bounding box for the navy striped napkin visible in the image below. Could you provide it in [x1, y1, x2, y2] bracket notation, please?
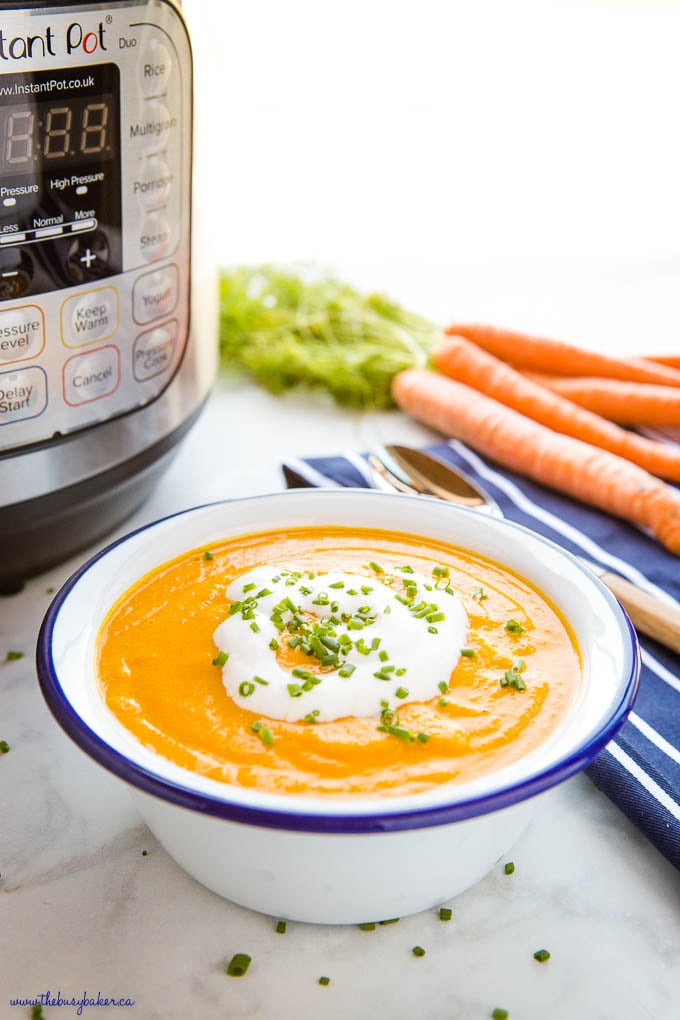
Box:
[282, 440, 680, 871]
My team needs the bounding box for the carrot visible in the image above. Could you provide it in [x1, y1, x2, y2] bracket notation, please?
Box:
[391, 367, 680, 555]
[446, 323, 680, 388]
[645, 355, 680, 371]
[432, 335, 680, 481]
[520, 371, 680, 427]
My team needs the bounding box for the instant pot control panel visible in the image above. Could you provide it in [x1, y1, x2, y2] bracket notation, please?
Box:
[0, 0, 191, 452]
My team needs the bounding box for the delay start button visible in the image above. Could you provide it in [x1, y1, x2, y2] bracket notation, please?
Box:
[0, 304, 44, 364]
[0, 365, 47, 426]
[63, 345, 120, 406]
[61, 287, 119, 348]
[133, 319, 177, 381]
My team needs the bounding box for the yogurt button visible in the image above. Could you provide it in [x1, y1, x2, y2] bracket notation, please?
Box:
[61, 287, 118, 348]
[133, 264, 179, 324]
[133, 320, 177, 381]
[133, 157, 173, 212]
[63, 345, 120, 406]
[0, 366, 47, 425]
[0, 304, 44, 363]
[139, 38, 173, 98]
[139, 212, 172, 262]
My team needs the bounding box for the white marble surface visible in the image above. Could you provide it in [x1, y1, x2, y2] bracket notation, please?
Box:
[2, 355, 680, 1020]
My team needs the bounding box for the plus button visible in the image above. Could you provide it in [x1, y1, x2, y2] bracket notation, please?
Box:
[79, 248, 97, 269]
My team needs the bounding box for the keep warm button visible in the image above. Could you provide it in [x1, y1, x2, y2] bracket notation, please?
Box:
[63, 345, 120, 406]
[61, 287, 119, 348]
[133, 319, 177, 381]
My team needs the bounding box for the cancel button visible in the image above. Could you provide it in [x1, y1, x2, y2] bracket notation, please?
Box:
[133, 319, 177, 381]
[63, 345, 120, 406]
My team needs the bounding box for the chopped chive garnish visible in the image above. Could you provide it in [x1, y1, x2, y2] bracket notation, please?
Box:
[472, 587, 488, 601]
[303, 710, 320, 724]
[229, 602, 242, 617]
[373, 670, 392, 681]
[438, 681, 448, 694]
[239, 681, 255, 697]
[259, 727, 274, 746]
[328, 581, 344, 589]
[438, 698, 449, 708]
[203, 550, 214, 561]
[438, 907, 453, 921]
[0, 740, 10, 754]
[379, 918, 400, 925]
[395, 595, 410, 606]
[287, 683, 304, 698]
[275, 920, 287, 934]
[359, 922, 376, 931]
[395, 686, 409, 699]
[460, 648, 476, 658]
[416, 732, 430, 743]
[433, 566, 449, 578]
[368, 561, 383, 573]
[504, 861, 515, 875]
[500, 668, 526, 691]
[212, 650, 229, 667]
[400, 565, 415, 574]
[226, 953, 252, 977]
[347, 589, 358, 596]
[427, 626, 438, 634]
[5, 650, 24, 661]
[249, 621, 260, 633]
[379, 650, 389, 662]
[384, 605, 391, 614]
[513, 658, 526, 672]
[395, 667, 406, 677]
[505, 619, 524, 634]
[360, 585, 373, 595]
[377, 723, 414, 741]
[253, 675, 269, 686]
[242, 582, 256, 593]
[318, 976, 331, 986]
[427, 612, 446, 623]
[412, 945, 426, 957]
[288, 635, 301, 649]
[492, 1011, 509, 1020]
[533, 949, 551, 963]
[269, 638, 279, 651]
[338, 663, 356, 678]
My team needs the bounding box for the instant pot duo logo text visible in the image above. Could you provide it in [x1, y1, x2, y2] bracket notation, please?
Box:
[0, 21, 108, 61]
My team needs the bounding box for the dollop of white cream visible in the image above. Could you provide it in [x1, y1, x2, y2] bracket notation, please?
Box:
[213, 566, 467, 723]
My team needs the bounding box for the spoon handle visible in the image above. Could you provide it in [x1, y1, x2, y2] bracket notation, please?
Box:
[600, 571, 680, 655]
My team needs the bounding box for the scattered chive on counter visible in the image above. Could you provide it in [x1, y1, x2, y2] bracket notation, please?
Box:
[504, 861, 515, 875]
[0, 741, 9, 754]
[412, 945, 426, 957]
[5, 651, 23, 661]
[31, 1006, 47, 1020]
[226, 953, 252, 977]
[533, 949, 551, 963]
[438, 907, 453, 921]
[359, 922, 376, 931]
[492, 1009, 509, 1020]
[318, 976, 331, 986]
[141, 850, 148, 857]
[275, 920, 287, 934]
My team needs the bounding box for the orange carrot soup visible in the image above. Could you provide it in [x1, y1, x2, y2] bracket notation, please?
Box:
[96, 526, 581, 798]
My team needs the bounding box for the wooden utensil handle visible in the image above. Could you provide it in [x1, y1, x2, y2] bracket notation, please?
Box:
[601, 571, 680, 655]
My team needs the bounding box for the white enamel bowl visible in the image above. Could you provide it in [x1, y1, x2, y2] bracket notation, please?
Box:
[37, 489, 639, 924]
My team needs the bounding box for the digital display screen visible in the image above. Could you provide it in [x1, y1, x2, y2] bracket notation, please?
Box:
[0, 93, 116, 174]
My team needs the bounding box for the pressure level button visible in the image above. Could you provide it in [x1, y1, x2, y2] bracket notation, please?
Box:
[0, 305, 44, 364]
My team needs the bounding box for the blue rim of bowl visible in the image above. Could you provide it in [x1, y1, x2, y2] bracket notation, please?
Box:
[37, 490, 641, 835]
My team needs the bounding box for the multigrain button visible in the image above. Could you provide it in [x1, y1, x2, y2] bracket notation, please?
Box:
[63, 345, 120, 406]
[0, 304, 44, 364]
[133, 319, 177, 381]
[133, 157, 173, 212]
[61, 287, 119, 348]
[139, 212, 171, 262]
[133, 264, 178, 324]
[139, 38, 173, 97]
[0, 365, 47, 425]
[130, 99, 176, 156]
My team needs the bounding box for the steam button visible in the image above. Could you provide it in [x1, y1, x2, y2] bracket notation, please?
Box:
[139, 212, 172, 262]
[139, 38, 173, 98]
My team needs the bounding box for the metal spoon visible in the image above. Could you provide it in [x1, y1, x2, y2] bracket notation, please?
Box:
[369, 444, 680, 656]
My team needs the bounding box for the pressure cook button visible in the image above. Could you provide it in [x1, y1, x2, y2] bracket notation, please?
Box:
[139, 212, 171, 262]
[133, 264, 179, 324]
[61, 287, 119, 348]
[0, 365, 47, 426]
[66, 232, 110, 283]
[133, 319, 177, 381]
[63, 345, 120, 406]
[139, 38, 173, 97]
[0, 248, 33, 300]
[0, 304, 44, 364]
[133, 157, 173, 212]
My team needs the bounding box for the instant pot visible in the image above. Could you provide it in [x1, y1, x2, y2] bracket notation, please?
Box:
[0, 0, 215, 593]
